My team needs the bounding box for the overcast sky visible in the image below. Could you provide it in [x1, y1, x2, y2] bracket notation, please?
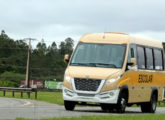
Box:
[0, 0, 165, 46]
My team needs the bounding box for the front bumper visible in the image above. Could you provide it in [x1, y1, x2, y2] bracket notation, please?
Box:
[63, 87, 120, 104]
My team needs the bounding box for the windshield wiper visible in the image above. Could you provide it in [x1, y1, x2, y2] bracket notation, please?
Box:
[70, 63, 96, 67]
[94, 63, 117, 68]
[71, 63, 87, 66]
[71, 63, 117, 68]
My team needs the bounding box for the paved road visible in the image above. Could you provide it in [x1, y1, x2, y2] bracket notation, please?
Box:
[0, 98, 165, 120]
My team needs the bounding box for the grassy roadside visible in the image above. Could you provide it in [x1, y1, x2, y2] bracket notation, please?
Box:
[15, 114, 165, 120]
[0, 91, 64, 105]
[0, 91, 165, 107]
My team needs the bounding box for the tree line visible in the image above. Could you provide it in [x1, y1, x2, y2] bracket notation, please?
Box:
[0, 30, 74, 87]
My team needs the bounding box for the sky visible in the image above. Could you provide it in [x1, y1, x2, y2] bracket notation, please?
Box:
[0, 0, 165, 47]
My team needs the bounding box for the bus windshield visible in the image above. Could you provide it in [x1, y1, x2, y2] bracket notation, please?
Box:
[70, 43, 126, 68]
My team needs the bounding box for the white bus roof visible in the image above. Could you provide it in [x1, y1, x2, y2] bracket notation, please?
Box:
[79, 32, 162, 48]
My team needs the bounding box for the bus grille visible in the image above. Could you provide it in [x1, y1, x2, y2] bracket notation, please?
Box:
[74, 78, 101, 92]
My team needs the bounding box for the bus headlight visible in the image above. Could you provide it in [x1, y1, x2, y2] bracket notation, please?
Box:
[64, 75, 72, 83]
[105, 76, 121, 85]
[105, 78, 117, 85]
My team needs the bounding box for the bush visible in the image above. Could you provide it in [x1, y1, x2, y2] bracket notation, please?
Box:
[0, 71, 25, 87]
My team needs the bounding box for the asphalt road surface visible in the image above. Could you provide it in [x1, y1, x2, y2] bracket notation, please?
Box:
[0, 98, 165, 120]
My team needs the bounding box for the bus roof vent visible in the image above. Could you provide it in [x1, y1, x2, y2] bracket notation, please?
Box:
[105, 32, 129, 35]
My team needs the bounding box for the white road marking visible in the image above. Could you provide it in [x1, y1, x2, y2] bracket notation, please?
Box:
[23, 101, 33, 106]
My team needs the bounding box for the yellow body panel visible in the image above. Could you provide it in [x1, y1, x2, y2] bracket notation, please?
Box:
[119, 70, 165, 103]
[66, 66, 121, 80]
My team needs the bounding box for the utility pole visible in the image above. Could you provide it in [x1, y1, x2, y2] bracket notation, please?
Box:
[24, 38, 36, 88]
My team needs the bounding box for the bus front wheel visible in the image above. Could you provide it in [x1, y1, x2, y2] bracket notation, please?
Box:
[116, 92, 127, 113]
[64, 100, 76, 111]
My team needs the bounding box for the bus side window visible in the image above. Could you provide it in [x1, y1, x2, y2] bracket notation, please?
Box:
[162, 50, 165, 70]
[128, 44, 136, 63]
[127, 44, 137, 71]
[131, 48, 134, 58]
[153, 49, 163, 70]
[137, 46, 145, 69]
[145, 47, 154, 70]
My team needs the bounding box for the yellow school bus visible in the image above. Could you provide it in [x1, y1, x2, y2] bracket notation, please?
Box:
[63, 32, 165, 113]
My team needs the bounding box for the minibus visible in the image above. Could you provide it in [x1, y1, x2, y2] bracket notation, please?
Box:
[63, 32, 165, 113]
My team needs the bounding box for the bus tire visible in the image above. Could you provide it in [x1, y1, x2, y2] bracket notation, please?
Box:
[100, 104, 109, 111]
[64, 100, 76, 111]
[100, 104, 114, 112]
[141, 93, 157, 113]
[116, 91, 128, 113]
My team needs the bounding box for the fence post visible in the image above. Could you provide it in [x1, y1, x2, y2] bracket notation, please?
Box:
[3, 90, 6, 96]
[35, 89, 37, 99]
[27, 92, 30, 99]
[0, 87, 37, 99]
[12, 91, 15, 97]
[21, 92, 23, 98]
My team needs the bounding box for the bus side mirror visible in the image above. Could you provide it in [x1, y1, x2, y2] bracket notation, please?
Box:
[64, 54, 70, 63]
[127, 58, 136, 66]
[131, 58, 136, 66]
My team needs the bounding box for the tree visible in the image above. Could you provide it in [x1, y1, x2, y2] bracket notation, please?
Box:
[51, 42, 57, 51]
[59, 37, 74, 55]
[0, 30, 9, 39]
[36, 40, 47, 56]
[59, 41, 66, 55]
[47, 42, 57, 57]
[65, 37, 74, 54]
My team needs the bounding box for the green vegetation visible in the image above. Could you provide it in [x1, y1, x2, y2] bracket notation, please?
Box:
[0, 30, 74, 87]
[0, 71, 25, 87]
[15, 114, 165, 120]
[157, 102, 165, 107]
[0, 91, 64, 105]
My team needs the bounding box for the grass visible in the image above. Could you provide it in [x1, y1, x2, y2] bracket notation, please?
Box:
[15, 114, 165, 120]
[0, 91, 64, 105]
